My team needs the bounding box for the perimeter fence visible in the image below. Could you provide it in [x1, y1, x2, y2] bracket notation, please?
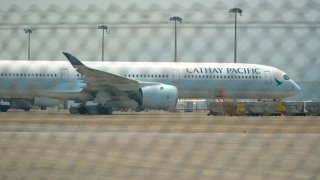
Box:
[0, 1, 320, 179]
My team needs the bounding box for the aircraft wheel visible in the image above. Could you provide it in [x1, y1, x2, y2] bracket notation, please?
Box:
[98, 107, 113, 115]
[24, 107, 31, 112]
[69, 107, 79, 114]
[105, 107, 113, 115]
[78, 106, 87, 115]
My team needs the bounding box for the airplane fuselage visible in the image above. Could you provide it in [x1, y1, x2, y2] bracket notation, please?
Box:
[0, 60, 301, 109]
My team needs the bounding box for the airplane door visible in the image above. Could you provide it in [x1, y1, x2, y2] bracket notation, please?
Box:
[61, 68, 69, 81]
[264, 71, 272, 84]
[172, 70, 180, 83]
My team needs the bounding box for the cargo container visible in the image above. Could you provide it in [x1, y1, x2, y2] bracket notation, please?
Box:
[241, 101, 283, 116]
[207, 101, 320, 116]
[306, 102, 320, 116]
[245, 102, 265, 116]
[283, 102, 306, 116]
[207, 102, 238, 116]
[236, 102, 247, 115]
[263, 101, 283, 116]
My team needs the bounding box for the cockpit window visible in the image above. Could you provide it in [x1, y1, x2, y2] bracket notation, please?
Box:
[283, 74, 290, 80]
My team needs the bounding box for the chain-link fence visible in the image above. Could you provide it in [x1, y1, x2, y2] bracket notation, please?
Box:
[0, 1, 319, 72]
[0, 0, 320, 179]
[1, 0, 320, 100]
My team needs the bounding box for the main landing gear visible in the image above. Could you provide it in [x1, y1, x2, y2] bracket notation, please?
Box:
[69, 104, 113, 115]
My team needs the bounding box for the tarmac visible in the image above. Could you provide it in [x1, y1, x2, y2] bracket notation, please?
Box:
[0, 110, 319, 179]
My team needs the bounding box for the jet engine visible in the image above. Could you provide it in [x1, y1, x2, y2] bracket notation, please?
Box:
[133, 84, 178, 109]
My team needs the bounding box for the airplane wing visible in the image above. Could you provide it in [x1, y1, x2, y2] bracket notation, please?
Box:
[63, 52, 141, 92]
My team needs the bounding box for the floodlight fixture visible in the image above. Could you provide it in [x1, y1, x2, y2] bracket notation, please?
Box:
[24, 28, 33, 60]
[98, 25, 109, 61]
[170, 16, 183, 62]
[229, 8, 243, 63]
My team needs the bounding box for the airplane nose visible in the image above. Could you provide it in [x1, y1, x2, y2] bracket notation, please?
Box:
[292, 82, 301, 94]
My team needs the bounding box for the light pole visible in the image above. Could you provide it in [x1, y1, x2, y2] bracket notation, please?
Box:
[98, 25, 109, 61]
[229, 8, 243, 63]
[169, 16, 182, 62]
[24, 28, 33, 60]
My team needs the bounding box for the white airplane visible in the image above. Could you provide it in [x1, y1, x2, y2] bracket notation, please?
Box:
[0, 52, 301, 114]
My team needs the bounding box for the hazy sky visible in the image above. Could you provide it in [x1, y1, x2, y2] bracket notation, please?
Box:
[1, 0, 310, 10]
[1, 0, 296, 10]
[1, 0, 319, 82]
[2, 0, 236, 9]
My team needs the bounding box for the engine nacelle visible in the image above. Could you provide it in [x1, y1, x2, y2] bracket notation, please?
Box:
[138, 84, 178, 109]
